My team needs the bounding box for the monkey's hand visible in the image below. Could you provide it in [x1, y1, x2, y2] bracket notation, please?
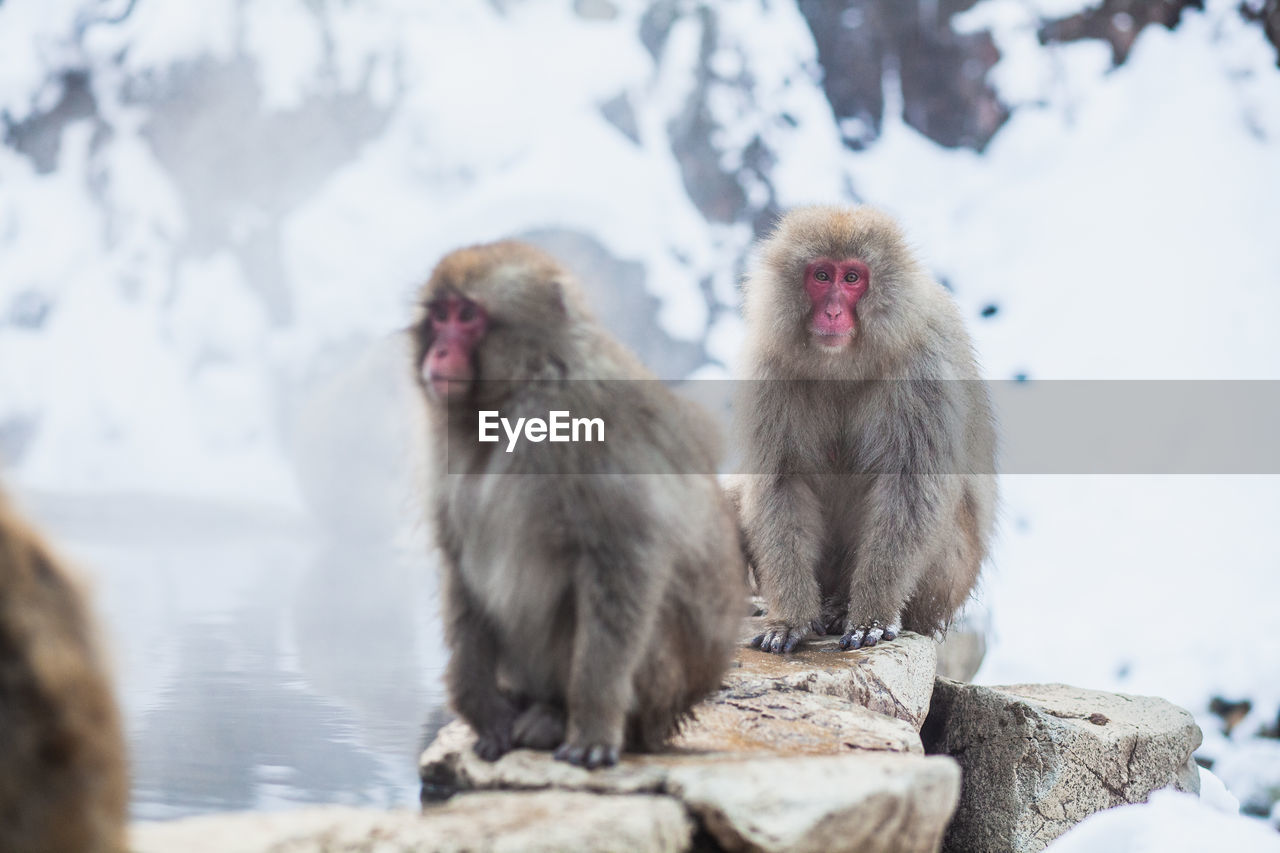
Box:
[469, 702, 518, 762]
[751, 620, 816, 654]
[838, 619, 898, 650]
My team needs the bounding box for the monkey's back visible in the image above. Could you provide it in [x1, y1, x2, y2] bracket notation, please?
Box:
[0, 495, 128, 853]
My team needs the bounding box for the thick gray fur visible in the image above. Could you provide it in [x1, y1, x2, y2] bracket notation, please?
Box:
[413, 241, 745, 766]
[735, 206, 997, 654]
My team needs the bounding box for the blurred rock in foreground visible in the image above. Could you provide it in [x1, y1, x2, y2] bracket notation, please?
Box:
[133, 792, 693, 853]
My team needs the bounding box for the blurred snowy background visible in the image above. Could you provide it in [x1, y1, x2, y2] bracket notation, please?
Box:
[1, 0, 1279, 833]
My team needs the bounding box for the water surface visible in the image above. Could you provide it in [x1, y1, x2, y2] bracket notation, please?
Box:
[17, 492, 447, 821]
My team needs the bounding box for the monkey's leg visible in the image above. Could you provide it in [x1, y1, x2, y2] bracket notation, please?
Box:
[554, 549, 660, 769]
[746, 478, 823, 654]
[900, 485, 985, 635]
[512, 702, 566, 751]
[442, 568, 517, 761]
[841, 473, 955, 650]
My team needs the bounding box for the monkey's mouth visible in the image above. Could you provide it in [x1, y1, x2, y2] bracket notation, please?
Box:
[810, 327, 856, 347]
[428, 374, 472, 400]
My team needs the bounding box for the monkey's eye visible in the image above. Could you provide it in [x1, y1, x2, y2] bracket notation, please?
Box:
[429, 303, 449, 322]
[459, 302, 477, 322]
[815, 270, 830, 282]
[844, 271, 860, 283]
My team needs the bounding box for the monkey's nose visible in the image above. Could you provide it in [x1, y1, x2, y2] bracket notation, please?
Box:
[825, 308, 841, 320]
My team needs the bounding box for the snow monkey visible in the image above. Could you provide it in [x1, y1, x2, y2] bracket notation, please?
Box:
[411, 240, 745, 768]
[0, 490, 128, 853]
[736, 206, 996, 654]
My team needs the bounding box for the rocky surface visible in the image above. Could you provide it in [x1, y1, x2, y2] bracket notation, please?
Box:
[421, 720, 675, 798]
[127, 627, 1213, 853]
[132, 791, 693, 853]
[921, 679, 1204, 853]
[420, 722, 959, 853]
[934, 630, 986, 683]
[734, 617, 938, 730]
[665, 752, 958, 853]
[934, 611, 988, 682]
[1243, 0, 1280, 66]
[411, 617, 948, 851]
[673, 687, 922, 755]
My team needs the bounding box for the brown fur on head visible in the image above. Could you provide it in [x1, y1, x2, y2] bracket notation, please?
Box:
[0, 491, 128, 853]
[411, 241, 593, 404]
[745, 205, 932, 375]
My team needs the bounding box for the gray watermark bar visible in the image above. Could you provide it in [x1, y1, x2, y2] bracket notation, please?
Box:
[439, 380, 1280, 475]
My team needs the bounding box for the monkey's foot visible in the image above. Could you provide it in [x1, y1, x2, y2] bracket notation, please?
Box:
[472, 726, 514, 762]
[839, 620, 898, 650]
[513, 703, 566, 751]
[554, 741, 620, 769]
[751, 621, 813, 654]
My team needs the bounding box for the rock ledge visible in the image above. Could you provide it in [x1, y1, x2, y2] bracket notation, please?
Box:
[922, 679, 1203, 853]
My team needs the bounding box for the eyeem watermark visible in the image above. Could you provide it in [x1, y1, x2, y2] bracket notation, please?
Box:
[479, 410, 605, 453]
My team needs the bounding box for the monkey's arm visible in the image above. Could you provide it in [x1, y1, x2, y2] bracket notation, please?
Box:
[555, 514, 664, 768]
[842, 385, 962, 648]
[744, 476, 825, 654]
[440, 559, 516, 761]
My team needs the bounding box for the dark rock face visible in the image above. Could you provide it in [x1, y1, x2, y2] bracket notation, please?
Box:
[1242, 0, 1280, 66]
[1039, 0, 1206, 64]
[640, 3, 784, 236]
[792, 0, 1218, 153]
[665, 7, 755, 226]
[797, 0, 1008, 152]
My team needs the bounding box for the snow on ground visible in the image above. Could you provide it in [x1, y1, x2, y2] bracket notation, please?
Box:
[1044, 779, 1280, 852]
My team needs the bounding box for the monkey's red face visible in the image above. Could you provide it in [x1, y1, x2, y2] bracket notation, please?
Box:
[804, 257, 869, 349]
[422, 295, 487, 401]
